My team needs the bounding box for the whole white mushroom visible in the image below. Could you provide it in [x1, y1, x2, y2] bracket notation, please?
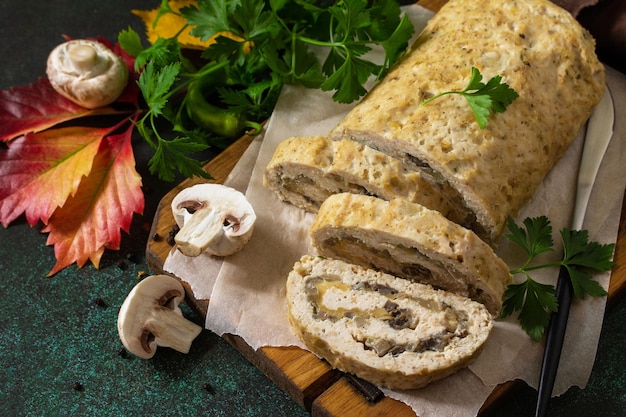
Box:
[46, 39, 128, 109]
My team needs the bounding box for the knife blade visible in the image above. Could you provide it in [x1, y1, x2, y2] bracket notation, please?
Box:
[535, 86, 615, 417]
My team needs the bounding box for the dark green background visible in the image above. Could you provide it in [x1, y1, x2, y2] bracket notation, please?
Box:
[1, 1, 624, 416]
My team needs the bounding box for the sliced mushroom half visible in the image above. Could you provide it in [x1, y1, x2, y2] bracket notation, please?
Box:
[117, 274, 203, 359]
[171, 183, 256, 257]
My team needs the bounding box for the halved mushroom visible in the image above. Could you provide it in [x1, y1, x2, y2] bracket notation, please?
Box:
[46, 39, 128, 109]
[171, 183, 256, 257]
[117, 274, 202, 359]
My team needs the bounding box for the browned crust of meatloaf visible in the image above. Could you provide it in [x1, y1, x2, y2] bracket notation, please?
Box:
[329, 0, 605, 243]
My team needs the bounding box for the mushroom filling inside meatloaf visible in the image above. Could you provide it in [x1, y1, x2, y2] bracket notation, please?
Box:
[320, 236, 474, 297]
[276, 170, 380, 209]
[304, 275, 469, 357]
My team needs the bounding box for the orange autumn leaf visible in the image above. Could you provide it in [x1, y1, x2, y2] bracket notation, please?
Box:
[132, 0, 244, 49]
[0, 124, 117, 227]
[43, 123, 144, 276]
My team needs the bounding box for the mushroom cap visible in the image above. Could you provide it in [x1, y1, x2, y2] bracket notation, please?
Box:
[46, 39, 129, 109]
[171, 183, 256, 257]
[117, 274, 202, 359]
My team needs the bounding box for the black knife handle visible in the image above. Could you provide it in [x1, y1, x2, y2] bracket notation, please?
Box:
[535, 265, 574, 417]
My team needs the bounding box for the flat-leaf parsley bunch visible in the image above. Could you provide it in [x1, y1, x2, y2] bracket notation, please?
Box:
[118, 0, 415, 181]
[501, 216, 614, 341]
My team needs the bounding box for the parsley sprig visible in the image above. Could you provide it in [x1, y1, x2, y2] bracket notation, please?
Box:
[118, 0, 414, 181]
[421, 67, 519, 128]
[134, 61, 212, 181]
[501, 216, 614, 341]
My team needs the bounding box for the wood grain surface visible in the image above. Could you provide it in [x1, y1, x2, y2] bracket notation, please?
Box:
[145, 1, 626, 415]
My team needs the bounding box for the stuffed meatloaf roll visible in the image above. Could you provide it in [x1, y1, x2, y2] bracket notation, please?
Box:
[329, 0, 605, 244]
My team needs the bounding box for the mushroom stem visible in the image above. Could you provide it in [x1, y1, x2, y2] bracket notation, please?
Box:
[175, 208, 224, 257]
[145, 305, 203, 354]
[68, 44, 101, 73]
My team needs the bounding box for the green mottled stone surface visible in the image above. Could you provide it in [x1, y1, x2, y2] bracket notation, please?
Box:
[0, 230, 309, 416]
[0, 1, 625, 416]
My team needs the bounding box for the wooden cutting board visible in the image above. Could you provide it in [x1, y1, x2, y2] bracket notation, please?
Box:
[145, 1, 626, 415]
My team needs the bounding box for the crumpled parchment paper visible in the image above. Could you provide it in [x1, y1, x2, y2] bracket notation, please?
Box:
[163, 5, 626, 417]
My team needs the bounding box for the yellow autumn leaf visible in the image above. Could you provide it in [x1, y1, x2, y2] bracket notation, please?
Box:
[132, 0, 245, 50]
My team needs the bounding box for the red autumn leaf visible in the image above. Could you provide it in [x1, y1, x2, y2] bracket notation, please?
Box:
[42, 123, 144, 276]
[0, 78, 134, 142]
[0, 123, 121, 227]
